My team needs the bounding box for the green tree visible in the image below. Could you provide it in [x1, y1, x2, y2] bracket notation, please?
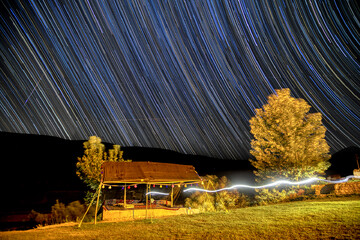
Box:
[249, 89, 330, 183]
[76, 136, 131, 192]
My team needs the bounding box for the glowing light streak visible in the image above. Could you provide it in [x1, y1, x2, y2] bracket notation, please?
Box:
[183, 175, 360, 193]
[141, 176, 360, 196]
[146, 191, 169, 196]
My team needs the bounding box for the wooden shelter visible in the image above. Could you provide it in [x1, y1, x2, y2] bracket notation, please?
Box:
[79, 161, 201, 226]
[102, 161, 201, 184]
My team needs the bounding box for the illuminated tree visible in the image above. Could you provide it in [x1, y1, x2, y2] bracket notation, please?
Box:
[249, 89, 330, 182]
[76, 136, 131, 192]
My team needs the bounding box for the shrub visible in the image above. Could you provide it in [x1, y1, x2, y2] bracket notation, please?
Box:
[185, 175, 249, 212]
[254, 183, 320, 205]
[28, 210, 51, 226]
[254, 188, 293, 205]
[185, 191, 216, 212]
[236, 193, 250, 208]
[51, 200, 67, 224]
[28, 200, 92, 226]
[66, 200, 88, 222]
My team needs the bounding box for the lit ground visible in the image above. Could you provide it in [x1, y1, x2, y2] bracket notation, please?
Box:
[1, 196, 359, 240]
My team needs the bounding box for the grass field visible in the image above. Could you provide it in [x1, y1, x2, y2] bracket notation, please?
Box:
[1, 196, 359, 240]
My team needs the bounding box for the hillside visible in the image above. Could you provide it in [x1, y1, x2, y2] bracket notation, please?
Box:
[326, 146, 360, 176]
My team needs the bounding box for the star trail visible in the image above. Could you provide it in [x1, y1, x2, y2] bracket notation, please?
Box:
[0, 0, 359, 159]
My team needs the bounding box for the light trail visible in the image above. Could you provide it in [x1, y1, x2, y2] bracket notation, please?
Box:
[184, 175, 360, 193]
[145, 175, 360, 195]
[146, 191, 169, 196]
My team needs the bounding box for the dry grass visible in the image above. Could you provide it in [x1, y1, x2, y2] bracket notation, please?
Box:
[1, 196, 359, 240]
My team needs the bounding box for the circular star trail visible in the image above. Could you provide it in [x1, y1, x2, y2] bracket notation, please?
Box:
[0, 0, 359, 159]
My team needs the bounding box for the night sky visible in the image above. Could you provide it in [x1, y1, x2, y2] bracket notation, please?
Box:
[0, 0, 359, 160]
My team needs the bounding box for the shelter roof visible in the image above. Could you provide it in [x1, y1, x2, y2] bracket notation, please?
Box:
[102, 161, 201, 184]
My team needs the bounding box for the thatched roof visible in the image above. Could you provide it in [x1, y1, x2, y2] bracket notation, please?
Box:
[102, 161, 201, 184]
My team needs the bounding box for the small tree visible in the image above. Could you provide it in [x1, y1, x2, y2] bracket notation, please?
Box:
[76, 136, 131, 200]
[76, 136, 105, 191]
[249, 89, 330, 183]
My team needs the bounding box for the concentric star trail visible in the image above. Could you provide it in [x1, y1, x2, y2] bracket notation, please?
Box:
[0, 0, 359, 159]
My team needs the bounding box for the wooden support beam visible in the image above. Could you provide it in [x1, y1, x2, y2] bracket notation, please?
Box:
[78, 183, 102, 228]
[124, 183, 127, 209]
[171, 185, 174, 207]
[94, 182, 102, 224]
[145, 184, 148, 219]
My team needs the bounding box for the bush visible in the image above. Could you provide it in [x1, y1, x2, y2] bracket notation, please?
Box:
[66, 201, 88, 221]
[254, 186, 317, 205]
[254, 183, 321, 205]
[28, 210, 52, 226]
[51, 200, 67, 224]
[185, 191, 216, 212]
[28, 200, 93, 226]
[236, 193, 250, 208]
[185, 175, 250, 212]
[254, 188, 293, 205]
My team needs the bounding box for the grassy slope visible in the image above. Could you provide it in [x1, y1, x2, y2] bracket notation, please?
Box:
[1, 196, 359, 240]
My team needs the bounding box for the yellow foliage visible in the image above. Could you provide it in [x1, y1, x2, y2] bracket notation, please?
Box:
[185, 175, 248, 212]
[249, 89, 330, 182]
[76, 136, 131, 190]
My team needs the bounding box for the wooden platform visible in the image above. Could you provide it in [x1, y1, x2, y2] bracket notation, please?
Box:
[102, 207, 199, 221]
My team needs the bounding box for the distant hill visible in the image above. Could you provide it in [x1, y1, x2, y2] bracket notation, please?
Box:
[0, 132, 253, 214]
[326, 146, 360, 177]
[2, 132, 356, 215]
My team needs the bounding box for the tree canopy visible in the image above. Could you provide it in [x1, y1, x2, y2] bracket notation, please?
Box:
[76, 136, 131, 191]
[249, 89, 330, 182]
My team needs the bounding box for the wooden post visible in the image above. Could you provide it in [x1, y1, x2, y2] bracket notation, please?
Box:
[78, 183, 102, 228]
[149, 190, 152, 221]
[94, 182, 102, 224]
[145, 184, 148, 219]
[124, 183, 127, 209]
[171, 184, 174, 208]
